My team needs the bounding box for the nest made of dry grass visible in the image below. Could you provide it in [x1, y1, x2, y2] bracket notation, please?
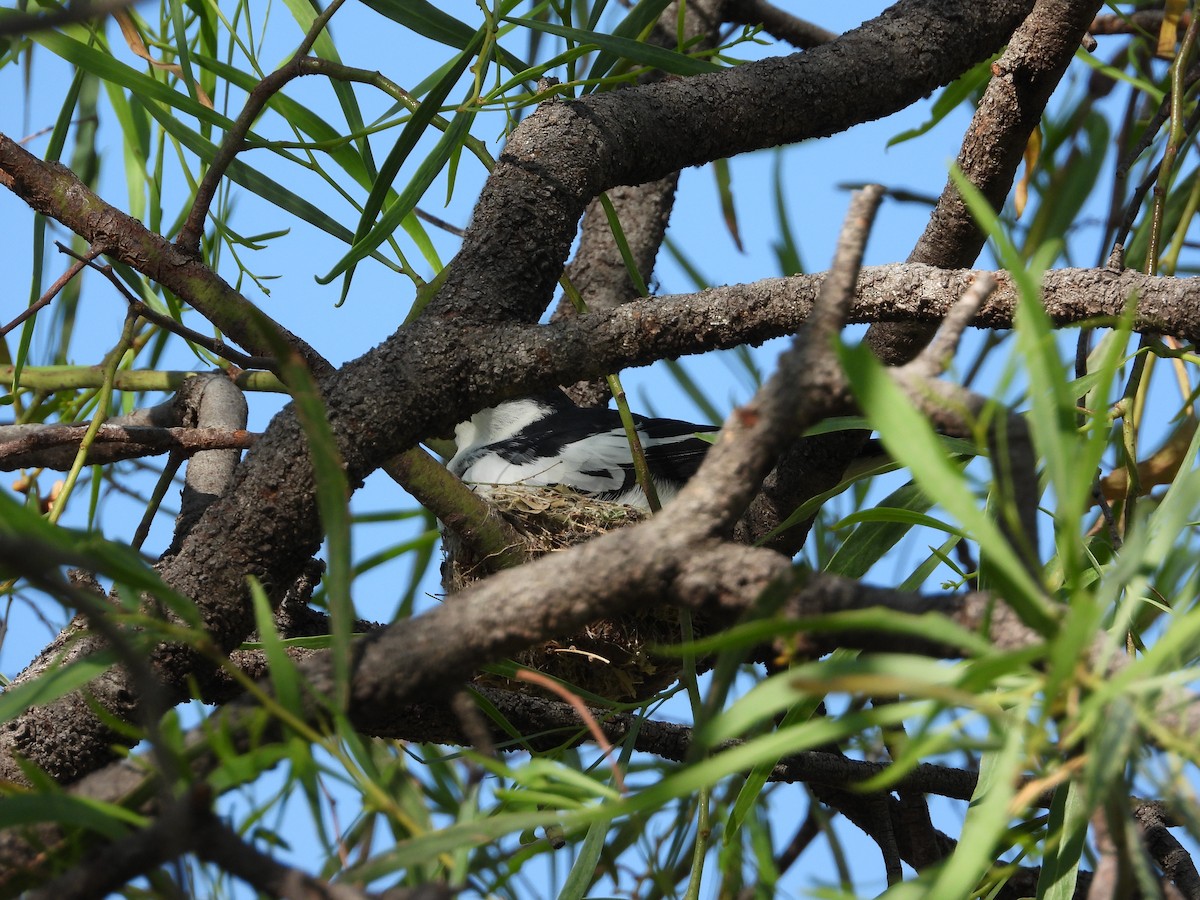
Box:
[441, 485, 695, 701]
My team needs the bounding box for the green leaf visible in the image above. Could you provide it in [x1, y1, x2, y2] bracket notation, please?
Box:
[837, 340, 1056, 634]
[320, 104, 478, 284]
[771, 150, 803, 275]
[583, 0, 674, 84]
[699, 654, 969, 748]
[1075, 46, 1164, 104]
[662, 359, 723, 424]
[712, 157, 743, 251]
[913, 702, 1029, 898]
[0, 649, 118, 723]
[252, 315, 354, 707]
[334, 40, 478, 293]
[0, 491, 201, 628]
[350, 702, 920, 881]
[723, 699, 819, 845]
[504, 16, 721, 77]
[249, 578, 304, 717]
[25, 25, 396, 260]
[598, 192, 650, 297]
[949, 166, 1103, 583]
[360, 0, 529, 73]
[826, 482, 942, 578]
[888, 55, 995, 147]
[0, 793, 146, 835]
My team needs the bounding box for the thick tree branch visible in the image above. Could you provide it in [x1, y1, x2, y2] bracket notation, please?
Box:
[0, 0, 1105, 798]
[431, 0, 1037, 325]
[0, 261, 1189, 783]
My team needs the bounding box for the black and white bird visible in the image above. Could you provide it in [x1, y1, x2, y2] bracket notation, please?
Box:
[447, 389, 718, 508]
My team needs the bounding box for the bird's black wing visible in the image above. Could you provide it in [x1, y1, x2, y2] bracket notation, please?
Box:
[633, 414, 718, 485]
[469, 401, 718, 497]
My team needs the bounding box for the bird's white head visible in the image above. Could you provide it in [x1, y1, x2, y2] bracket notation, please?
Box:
[449, 395, 560, 474]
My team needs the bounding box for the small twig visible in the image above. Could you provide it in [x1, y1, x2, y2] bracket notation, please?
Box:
[58, 243, 276, 371]
[910, 272, 997, 377]
[1090, 11, 1193, 37]
[607, 372, 663, 512]
[512, 669, 627, 794]
[1146, 14, 1200, 272]
[45, 312, 138, 523]
[415, 208, 467, 237]
[0, 245, 104, 337]
[558, 271, 663, 512]
[1111, 74, 1200, 253]
[132, 452, 185, 551]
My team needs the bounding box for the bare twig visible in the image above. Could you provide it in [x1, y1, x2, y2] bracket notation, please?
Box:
[57, 243, 276, 371]
[672, 186, 883, 535]
[0, 246, 104, 337]
[909, 272, 998, 376]
[1090, 11, 1192, 37]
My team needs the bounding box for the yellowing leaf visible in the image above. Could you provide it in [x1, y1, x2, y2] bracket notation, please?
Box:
[114, 10, 213, 108]
[1158, 0, 1186, 59]
[1013, 125, 1041, 219]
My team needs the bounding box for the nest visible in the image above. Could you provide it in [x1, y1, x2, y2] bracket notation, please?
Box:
[441, 485, 693, 701]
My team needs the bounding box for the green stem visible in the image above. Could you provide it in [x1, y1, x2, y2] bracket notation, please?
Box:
[2, 365, 285, 393]
[47, 314, 138, 524]
[683, 786, 710, 900]
[606, 373, 662, 512]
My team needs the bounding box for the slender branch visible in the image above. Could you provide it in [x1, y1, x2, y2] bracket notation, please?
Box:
[0, 423, 257, 471]
[1090, 11, 1192, 37]
[59, 244, 275, 371]
[1, 364, 284, 393]
[176, 0, 351, 253]
[383, 445, 527, 573]
[0, 134, 328, 373]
